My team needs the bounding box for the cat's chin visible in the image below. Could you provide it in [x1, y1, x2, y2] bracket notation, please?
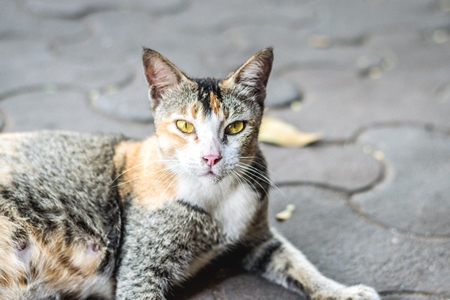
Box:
[199, 172, 222, 185]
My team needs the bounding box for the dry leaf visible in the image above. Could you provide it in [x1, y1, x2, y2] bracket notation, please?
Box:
[259, 116, 322, 147]
[276, 204, 296, 221]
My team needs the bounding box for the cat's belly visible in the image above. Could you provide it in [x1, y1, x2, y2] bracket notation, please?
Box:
[0, 216, 115, 300]
[0, 131, 124, 299]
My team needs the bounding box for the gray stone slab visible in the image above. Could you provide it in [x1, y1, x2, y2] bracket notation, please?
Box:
[91, 73, 153, 123]
[53, 11, 215, 77]
[0, 40, 133, 99]
[382, 293, 446, 300]
[0, 110, 4, 132]
[169, 264, 302, 300]
[269, 185, 450, 295]
[266, 77, 302, 107]
[219, 272, 302, 300]
[206, 28, 383, 74]
[353, 126, 450, 237]
[305, 0, 450, 43]
[0, 0, 88, 41]
[0, 90, 154, 139]
[21, 0, 188, 19]
[436, 81, 450, 104]
[260, 143, 383, 192]
[265, 70, 372, 141]
[176, 0, 316, 33]
[362, 31, 450, 83]
[150, 0, 383, 74]
[268, 32, 450, 140]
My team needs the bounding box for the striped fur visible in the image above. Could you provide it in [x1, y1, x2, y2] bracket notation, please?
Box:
[0, 49, 379, 300]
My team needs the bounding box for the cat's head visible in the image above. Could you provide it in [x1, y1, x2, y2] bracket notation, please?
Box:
[142, 48, 273, 185]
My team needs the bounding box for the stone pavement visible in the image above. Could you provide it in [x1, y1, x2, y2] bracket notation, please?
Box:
[1, 0, 449, 299]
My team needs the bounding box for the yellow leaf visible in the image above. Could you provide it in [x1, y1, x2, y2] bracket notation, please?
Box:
[259, 116, 322, 147]
[276, 204, 296, 221]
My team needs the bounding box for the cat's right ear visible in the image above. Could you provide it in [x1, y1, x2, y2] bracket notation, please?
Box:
[142, 48, 188, 107]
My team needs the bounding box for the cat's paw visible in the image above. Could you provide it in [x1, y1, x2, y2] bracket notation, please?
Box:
[333, 284, 380, 300]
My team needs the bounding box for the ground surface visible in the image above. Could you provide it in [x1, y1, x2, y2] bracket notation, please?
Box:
[1, 0, 449, 299]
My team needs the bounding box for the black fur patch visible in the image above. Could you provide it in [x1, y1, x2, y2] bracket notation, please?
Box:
[247, 239, 282, 274]
[286, 274, 309, 298]
[194, 78, 222, 115]
[177, 199, 209, 215]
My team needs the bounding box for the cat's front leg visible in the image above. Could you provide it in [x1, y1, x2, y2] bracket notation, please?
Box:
[115, 202, 222, 300]
[115, 234, 167, 300]
[243, 229, 380, 300]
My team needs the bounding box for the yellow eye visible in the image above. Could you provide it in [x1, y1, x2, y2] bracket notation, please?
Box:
[176, 120, 194, 133]
[225, 121, 245, 135]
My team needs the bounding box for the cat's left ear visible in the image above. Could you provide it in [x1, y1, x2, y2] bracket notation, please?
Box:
[142, 48, 189, 107]
[221, 48, 273, 104]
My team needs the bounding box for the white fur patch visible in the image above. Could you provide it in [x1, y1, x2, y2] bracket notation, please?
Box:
[177, 175, 259, 242]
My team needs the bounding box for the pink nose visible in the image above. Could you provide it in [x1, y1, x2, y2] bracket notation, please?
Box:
[203, 155, 222, 167]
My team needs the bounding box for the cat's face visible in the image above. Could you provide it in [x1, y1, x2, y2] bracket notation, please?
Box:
[143, 49, 273, 184]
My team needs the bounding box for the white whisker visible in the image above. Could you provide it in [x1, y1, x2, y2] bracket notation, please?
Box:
[236, 160, 288, 204]
[111, 159, 179, 185]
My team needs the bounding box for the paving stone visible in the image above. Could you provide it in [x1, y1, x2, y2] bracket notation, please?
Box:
[294, 30, 450, 140]
[305, 0, 450, 43]
[363, 32, 450, 130]
[218, 271, 302, 300]
[268, 185, 450, 295]
[363, 31, 450, 81]
[0, 0, 88, 41]
[0, 40, 132, 99]
[161, 0, 316, 35]
[266, 77, 302, 107]
[382, 293, 446, 300]
[265, 70, 373, 141]
[0, 90, 154, 139]
[202, 25, 383, 75]
[353, 126, 450, 237]
[54, 11, 215, 77]
[260, 143, 383, 192]
[21, 0, 188, 19]
[436, 81, 450, 104]
[91, 72, 153, 123]
[149, 0, 384, 74]
[268, 32, 450, 140]
[169, 263, 303, 300]
[0, 110, 4, 132]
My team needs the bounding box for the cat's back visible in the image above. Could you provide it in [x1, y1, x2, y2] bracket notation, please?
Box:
[0, 131, 124, 214]
[0, 131, 126, 299]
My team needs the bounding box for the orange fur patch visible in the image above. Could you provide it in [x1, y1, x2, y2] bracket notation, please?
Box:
[0, 217, 26, 291]
[114, 136, 178, 209]
[190, 102, 199, 119]
[209, 91, 220, 115]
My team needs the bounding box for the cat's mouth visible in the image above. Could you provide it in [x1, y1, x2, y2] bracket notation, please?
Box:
[201, 170, 222, 184]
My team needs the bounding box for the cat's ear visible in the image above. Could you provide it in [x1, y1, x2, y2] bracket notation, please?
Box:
[142, 48, 189, 107]
[222, 48, 273, 104]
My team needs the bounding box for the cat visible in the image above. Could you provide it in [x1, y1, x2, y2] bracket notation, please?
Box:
[0, 48, 380, 300]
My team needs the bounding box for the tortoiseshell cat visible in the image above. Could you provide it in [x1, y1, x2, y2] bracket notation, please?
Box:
[0, 48, 380, 300]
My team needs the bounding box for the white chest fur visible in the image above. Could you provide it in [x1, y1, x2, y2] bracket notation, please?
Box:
[176, 177, 259, 242]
